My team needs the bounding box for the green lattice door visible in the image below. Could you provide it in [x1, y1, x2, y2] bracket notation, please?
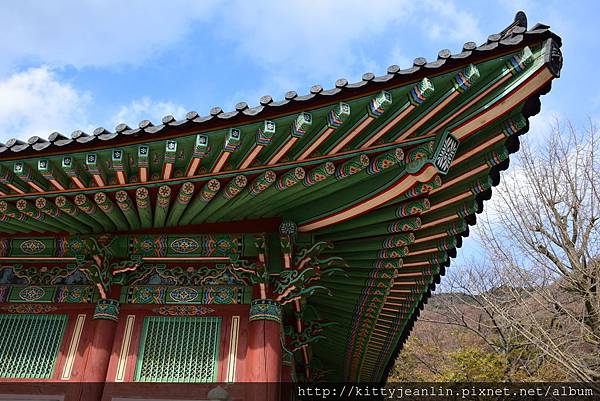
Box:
[135, 316, 221, 382]
[0, 313, 67, 378]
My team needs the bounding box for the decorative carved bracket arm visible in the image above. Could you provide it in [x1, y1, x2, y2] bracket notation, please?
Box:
[284, 320, 338, 352]
[274, 241, 347, 305]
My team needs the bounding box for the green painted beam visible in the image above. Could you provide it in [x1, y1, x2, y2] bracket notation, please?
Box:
[55, 195, 102, 231]
[0, 202, 47, 233]
[0, 183, 11, 195]
[37, 159, 70, 190]
[16, 199, 77, 233]
[267, 155, 375, 219]
[166, 182, 195, 227]
[408, 235, 456, 253]
[315, 198, 430, 235]
[342, 268, 398, 279]
[0, 165, 29, 193]
[207, 171, 276, 223]
[60, 155, 91, 187]
[191, 176, 247, 224]
[135, 187, 153, 229]
[230, 162, 336, 221]
[328, 233, 415, 253]
[153, 185, 172, 228]
[0, 219, 20, 234]
[225, 167, 308, 220]
[320, 217, 421, 241]
[115, 190, 141, 230]
[35, 197, 96, 233]
[178, 179, 220, 226]
[338, 246, 410, 260]
[343, 258, 404, 269]
[94, 192, 129, 232]
[13, 161, 51, 192]
[73, 194, 116, 231]
[321, 280, 392, 295]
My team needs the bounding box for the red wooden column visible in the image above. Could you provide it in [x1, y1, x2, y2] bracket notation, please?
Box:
[246, 295, 282, 401]
[80, 285, 122, 401]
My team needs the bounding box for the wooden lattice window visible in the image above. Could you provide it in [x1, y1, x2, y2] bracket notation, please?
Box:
[0, 314, 67, 378]
[135, 316, 221, 382]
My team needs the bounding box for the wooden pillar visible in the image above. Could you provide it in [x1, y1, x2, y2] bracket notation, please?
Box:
[246, 297, 282, 401]
[80, 285, 121, 401]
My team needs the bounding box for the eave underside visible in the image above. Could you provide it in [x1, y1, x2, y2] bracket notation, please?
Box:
[0, 22, 561, 383]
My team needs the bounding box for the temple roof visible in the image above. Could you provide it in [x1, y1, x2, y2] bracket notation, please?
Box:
[0, 11, 563, 383]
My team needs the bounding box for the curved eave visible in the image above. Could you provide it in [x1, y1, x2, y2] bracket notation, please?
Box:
[306, 57, 560, 381]
[379, 79, 556, 383]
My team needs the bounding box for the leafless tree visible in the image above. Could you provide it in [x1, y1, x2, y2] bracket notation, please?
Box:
[427, 119, 600, 384]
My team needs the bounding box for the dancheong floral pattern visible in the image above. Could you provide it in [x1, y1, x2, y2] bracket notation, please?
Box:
[169, 287, 199, 302]
[123, 284, 249, 304]
[128, 286, 166, 304]
[18, 286, 45, 301]
[170, 238, 199, 254]
[19, 240, 46, 255]
[1, 304, 57, 314]
[152, 305, 215, 316]
[139, 239, 158, 253]
[129, 235, 239, 257]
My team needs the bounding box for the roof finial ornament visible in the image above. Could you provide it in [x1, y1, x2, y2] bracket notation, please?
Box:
[514, 11, 527, 28]
[500, 11, 528, 37]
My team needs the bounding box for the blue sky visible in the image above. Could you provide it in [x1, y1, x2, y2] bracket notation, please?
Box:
[0, 0, 597, 269]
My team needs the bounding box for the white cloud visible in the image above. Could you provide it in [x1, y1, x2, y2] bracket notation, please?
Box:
[0, 0, 488, 99]
[0, 66, 91, 142]
[0, 0, 490, 142]
[422, 0, 482, 42]
[112, 97, 187, 128]
[385, 45, 412, 71]
[0, 67, 189, 142]
[215, 0, 415, 81]
[208, 0, 485, 99]
[0, 0, 221, 73]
